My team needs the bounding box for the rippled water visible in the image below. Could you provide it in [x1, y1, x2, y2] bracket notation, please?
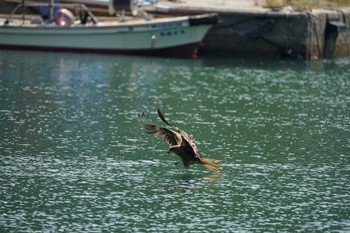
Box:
[1, 51, 349, 232]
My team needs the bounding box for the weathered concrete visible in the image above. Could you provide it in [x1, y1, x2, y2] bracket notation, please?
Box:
[309, 9, 350, 59]
[156, 2, 350, 59]
[201, 10, 312, 59]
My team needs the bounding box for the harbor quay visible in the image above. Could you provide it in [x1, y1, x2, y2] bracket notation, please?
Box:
[156, 1, 350, 59]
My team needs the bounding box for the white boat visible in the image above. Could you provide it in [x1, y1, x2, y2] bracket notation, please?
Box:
[0, 1, 218, 57]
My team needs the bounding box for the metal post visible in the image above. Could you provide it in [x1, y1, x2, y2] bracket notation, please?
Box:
[21, 0, 25, 23]
[50, 0, 54, 22]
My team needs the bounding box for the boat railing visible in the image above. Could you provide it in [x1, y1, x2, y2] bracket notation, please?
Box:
[4, 0, 98, 25]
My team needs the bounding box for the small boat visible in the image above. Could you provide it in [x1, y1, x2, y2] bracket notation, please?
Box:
[0, 1, 218, 57]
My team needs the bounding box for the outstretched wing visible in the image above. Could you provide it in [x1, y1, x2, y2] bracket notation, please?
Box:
[157, 109, 200, 155]
[139, 113, 182, 146]
[180, 130, 201, 157]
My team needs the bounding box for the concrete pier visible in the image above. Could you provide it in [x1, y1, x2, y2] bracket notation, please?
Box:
[157, 1, 350, 59]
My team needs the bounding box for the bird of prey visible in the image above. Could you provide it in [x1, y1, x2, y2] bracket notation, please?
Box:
[139, 109, 222, 173]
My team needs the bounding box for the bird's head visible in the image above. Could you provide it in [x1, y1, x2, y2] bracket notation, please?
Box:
[168, 147, 177, 154]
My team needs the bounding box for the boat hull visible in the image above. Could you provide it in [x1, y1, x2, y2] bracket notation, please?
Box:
[0, 14, 217, 57]
[0, 42, 200, 57]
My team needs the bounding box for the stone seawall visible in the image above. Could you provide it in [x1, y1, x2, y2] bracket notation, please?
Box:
[310, 9, 350, 59]
[157, 3, 350, 59]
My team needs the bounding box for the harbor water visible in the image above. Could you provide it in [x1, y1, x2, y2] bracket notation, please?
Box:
[0, 51, 349, 232]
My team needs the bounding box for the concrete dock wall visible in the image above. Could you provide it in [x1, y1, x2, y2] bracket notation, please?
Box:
[158, 3, 350, 59]
[205, 9, 350, 59]
[310, 9, 350, 59]
[201, 11, 311, 59]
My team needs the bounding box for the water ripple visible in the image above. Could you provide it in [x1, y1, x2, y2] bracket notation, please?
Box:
[1, 52, 350, 232]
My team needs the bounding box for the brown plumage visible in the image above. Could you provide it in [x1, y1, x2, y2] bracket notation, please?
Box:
[138, 109, 222, 173]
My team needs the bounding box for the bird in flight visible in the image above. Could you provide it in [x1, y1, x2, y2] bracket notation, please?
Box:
[139, 109, 222, 173]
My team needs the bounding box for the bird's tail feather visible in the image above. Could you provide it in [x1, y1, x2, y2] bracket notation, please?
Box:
[201, 158, 222, 173]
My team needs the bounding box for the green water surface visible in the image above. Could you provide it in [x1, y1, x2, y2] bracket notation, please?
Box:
[0, 51, 349, 232]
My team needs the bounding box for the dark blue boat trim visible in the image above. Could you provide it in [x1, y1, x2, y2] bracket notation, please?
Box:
[0, 42, 201, 58]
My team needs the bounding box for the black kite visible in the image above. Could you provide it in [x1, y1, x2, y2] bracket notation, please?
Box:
[139, 109, 221, 173]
